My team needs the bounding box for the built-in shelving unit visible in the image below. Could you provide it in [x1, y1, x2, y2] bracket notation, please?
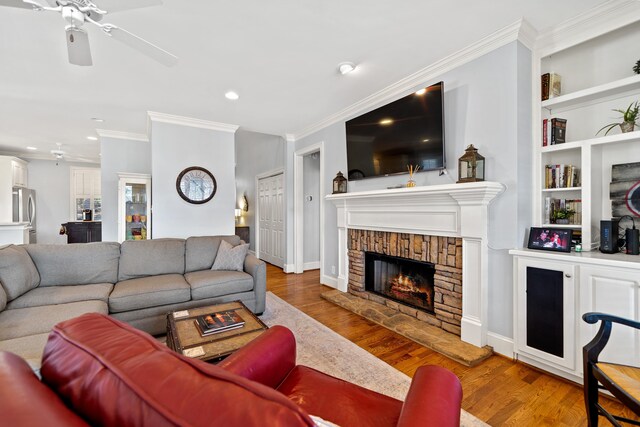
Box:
[541, 74, 640, 112]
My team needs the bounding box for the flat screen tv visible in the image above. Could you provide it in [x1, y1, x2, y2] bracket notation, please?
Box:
[346, 81, 445, 180]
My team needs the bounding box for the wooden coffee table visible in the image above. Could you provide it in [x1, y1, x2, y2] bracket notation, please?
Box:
[166, 301, 268, 363]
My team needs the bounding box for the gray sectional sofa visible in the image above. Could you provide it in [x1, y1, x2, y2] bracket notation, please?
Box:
[0, 235, 266, 369]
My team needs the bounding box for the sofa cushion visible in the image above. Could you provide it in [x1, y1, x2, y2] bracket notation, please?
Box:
[24, 243, 120, 287]
[0, 285, 5, 312]
[185, 270, 254, 300]
[0, 245, 40, 301]
[40, 314, 315, 427]
[109, 274, 190, 313]
[185, 235, 241, 273]
[0, 333, 50, 371]
[0, 300, 108, 341]
[277, 365, 403, 427]
[212, 240, 249, 272]
[6, 283, 114, 310]
[118, 238, 185, 281]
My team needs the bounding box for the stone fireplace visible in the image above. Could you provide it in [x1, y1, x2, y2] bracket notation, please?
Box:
[327, 182, 504, 347]
[349, 230, 462, 335]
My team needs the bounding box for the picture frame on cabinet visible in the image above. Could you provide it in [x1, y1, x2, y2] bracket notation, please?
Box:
[527, 227, 573, 253]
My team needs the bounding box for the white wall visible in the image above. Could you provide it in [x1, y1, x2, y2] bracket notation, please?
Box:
[27, 159, 100, 244]
[290, 41, 532, 338]
[303, 153, 320, 265]
[100, 137, 151, 242]
[234, 129, 285, 250]
[150, 120, 236, 238]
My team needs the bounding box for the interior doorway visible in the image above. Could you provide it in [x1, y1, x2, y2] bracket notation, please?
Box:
[256, 171, 285, 268]
[293, 142, 325, 281]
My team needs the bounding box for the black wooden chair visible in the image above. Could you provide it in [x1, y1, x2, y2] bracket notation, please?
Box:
[583, 312, 640, 426]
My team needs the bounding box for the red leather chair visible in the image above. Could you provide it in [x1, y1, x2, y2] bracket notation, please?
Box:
[0, 313, 462, 426]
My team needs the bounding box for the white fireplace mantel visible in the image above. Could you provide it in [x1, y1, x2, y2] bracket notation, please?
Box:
[326, 181, 505, 348]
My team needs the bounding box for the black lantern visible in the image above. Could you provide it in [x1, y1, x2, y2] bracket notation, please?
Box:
[333, 171, 347, 194]
[457, 144, 485, 183]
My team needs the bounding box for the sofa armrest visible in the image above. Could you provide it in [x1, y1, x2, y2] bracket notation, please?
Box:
[218, 325, 296, 389]
[396, 365, 462, 427]
[0, 351, 89, 427]
[244, 253, 266, 313]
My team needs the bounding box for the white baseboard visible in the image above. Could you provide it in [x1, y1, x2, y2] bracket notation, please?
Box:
[487, 332, 514, 358]
[283, 264, 295, 274]
[320, 274, 338, 288]
[303, 261, 320, 271]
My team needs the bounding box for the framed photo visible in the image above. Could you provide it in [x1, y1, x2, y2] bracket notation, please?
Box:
[527, 227, 573, 253]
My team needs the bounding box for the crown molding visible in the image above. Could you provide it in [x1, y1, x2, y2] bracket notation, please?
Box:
[285, 133, 296, 143]
[96, 129, 149, 142]
[291, 18, 534, 141]
[147, 111, 239, 133]
[536, 0, 640, 57]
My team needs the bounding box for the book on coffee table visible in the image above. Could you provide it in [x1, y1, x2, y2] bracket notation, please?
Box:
[195, 310, 245, 336]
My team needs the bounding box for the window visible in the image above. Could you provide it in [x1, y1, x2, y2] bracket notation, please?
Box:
[70, 168, 101, 221]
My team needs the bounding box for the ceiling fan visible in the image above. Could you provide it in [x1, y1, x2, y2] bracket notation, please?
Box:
[0, 0, 178, 66]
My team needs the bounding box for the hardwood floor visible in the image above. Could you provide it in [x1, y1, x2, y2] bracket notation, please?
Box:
[266, 264, 636, 426]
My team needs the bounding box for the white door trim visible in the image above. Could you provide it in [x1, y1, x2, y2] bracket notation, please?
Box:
[293, 142, 324, 279]
[255, 168, 284, 264]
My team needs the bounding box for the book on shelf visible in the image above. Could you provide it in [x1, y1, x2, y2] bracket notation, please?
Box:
[546, 197, 582, 225]
[550, 118, 567, 144]
[545, 164, 580, 189]
[194, 310, 245, 336]
[541, 73, 550, 101]
[542, 118, 548, 146]
[549, 73, 562, 97]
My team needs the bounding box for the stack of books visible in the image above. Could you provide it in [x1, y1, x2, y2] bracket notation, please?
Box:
[544, 197, 582, 225]
[542, 118, 567, 146]
[545, 164, 580, 188]
[194, 310, 245, 336]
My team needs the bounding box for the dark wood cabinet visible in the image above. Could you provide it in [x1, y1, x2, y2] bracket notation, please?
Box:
[63, 222, 102, 244]
[235, 226, 250, 244]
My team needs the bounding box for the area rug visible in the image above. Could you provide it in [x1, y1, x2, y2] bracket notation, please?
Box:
[260, 292, 488, 427]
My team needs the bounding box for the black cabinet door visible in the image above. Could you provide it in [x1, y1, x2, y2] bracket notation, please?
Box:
[64, 222, 102, 243]
[526, 266, 564, 358]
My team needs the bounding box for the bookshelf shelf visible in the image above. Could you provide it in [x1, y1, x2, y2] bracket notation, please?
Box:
[541, 140, 582, 153]
[542, 187, 582, 192]
[541, 74, 640, 112]
[541, 224, 581, 229]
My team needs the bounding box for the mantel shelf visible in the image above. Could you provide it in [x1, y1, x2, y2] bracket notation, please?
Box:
[541, 74, 640, 112]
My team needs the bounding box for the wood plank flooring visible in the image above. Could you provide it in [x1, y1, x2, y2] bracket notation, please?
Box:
[266, 264, 637, 426]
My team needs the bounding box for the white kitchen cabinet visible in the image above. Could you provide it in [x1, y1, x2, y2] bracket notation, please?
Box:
[11, 159, 28, 188]
[514, 256, 576, 373]
[511, 248, 640, 384]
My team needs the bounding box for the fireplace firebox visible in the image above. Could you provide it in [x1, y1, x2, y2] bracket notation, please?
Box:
[364, 252, 435, 314]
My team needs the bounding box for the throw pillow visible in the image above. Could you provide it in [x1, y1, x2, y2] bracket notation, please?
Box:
[212, 240, 249, 272]
[0, 245, 40, 301]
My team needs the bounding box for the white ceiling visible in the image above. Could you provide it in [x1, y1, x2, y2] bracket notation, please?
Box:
[0, 0, 608, 163]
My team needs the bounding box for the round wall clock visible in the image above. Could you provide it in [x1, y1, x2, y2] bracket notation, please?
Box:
[176, 166, 217, 204]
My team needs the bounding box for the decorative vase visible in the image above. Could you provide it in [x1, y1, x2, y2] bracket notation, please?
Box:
[406, 179, 416, 188]
[620, 121, 635, 133]
[556, 218, 570, 225]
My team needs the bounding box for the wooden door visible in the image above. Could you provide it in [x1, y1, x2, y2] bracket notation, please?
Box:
[258, 173, 284, 268]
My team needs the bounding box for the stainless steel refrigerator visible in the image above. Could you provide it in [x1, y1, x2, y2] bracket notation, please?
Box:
[12, 187, 36, 243]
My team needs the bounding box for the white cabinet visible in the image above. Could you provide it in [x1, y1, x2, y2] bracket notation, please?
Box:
[514, 256, 576, 372]
[579, 265, 640, 367]
[511, 248, 640, 383]
[11, 159, 28, 188]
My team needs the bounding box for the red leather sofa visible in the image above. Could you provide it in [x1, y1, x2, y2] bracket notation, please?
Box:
[0, 313, 462, 426]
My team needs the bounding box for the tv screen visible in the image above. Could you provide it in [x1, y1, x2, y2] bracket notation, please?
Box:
[346, 81, 444, 181]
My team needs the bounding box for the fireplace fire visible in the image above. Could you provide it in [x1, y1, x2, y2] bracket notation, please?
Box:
[365, 252, 435, 313]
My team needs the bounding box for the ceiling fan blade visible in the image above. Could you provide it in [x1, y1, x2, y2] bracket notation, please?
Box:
[105, 26, 177, 66]
[94, 0, 162, 13]
[66, 27, 92, 66]
[0, 0, 35, 9]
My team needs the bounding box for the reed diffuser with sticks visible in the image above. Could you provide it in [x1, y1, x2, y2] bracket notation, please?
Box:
[406, 164, 420, 187]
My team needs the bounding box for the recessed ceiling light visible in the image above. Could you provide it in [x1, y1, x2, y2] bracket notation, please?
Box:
[379, 118, 393, 126]
[225, 91, 239, 100]
[338, 62, 357, 75]
[26, 146, 37, 150]
[87, 136, 98, 141]
[415, 88, 427, 95]
[91, 118, 104, 122]
[422, 139, 430, 142]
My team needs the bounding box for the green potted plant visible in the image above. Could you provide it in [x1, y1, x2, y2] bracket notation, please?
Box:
[552, 208, 576, 225]
[597, 101, 640, 135]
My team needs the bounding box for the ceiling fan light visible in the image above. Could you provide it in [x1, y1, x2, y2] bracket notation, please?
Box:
[87, 136, 98, 140]
[225, 91, 239, 100]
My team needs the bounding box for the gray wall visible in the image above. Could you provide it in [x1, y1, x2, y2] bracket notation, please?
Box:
[27, 160, 99, 244]
[290, 41, 532, 338]
[150, 121, 236, 238]
[235, 129, 286, 251]
[100, 137, 151, 242]
[303, 153, 320, 265]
